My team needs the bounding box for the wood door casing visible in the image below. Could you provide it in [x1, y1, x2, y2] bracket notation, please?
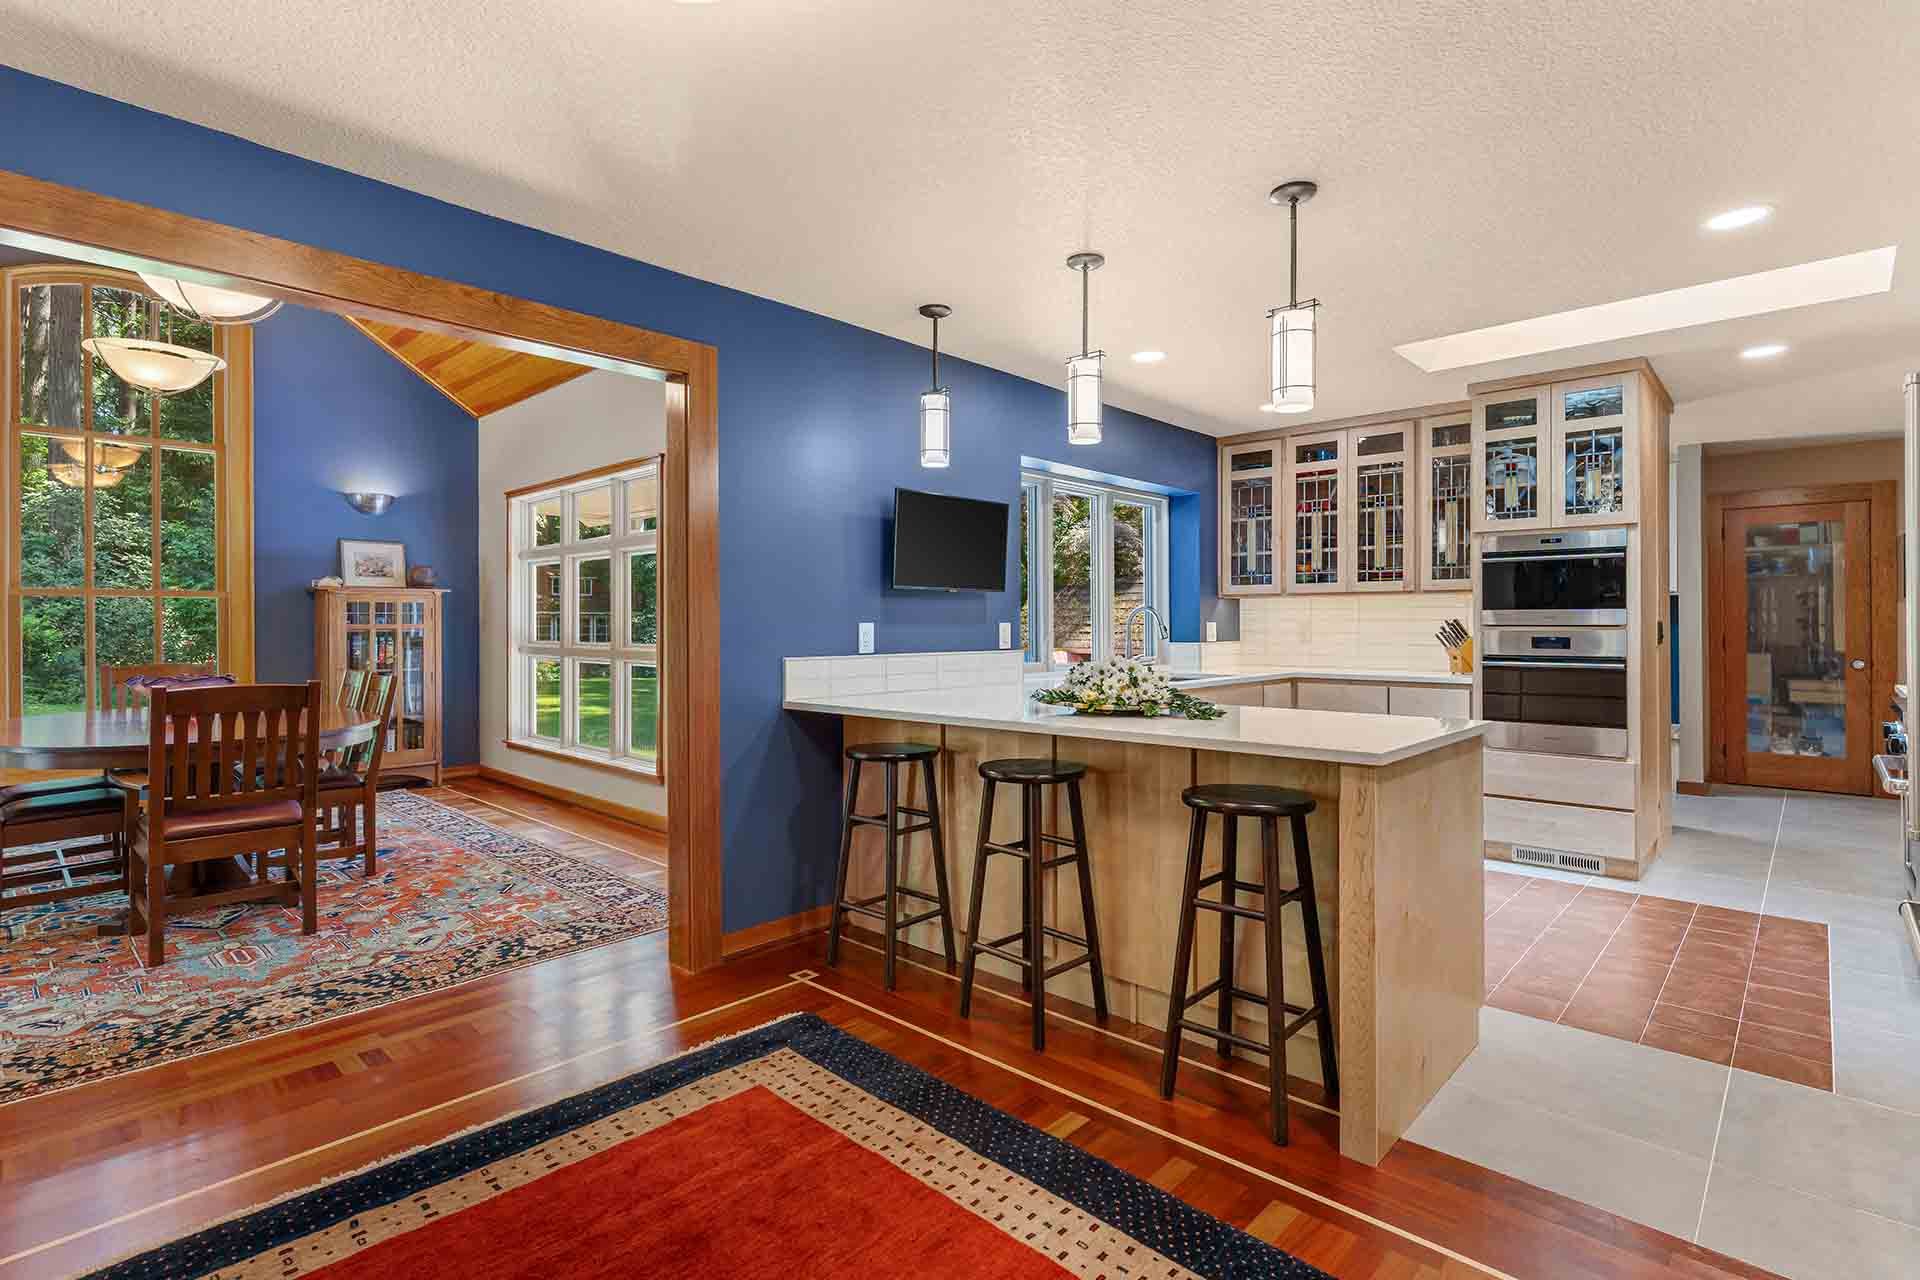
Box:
[1716, 499, 1873, 794]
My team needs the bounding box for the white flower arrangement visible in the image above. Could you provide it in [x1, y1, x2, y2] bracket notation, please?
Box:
[1031, 657, 1225, 720]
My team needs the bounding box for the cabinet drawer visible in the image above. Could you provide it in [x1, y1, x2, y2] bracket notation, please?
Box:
[1485, 749, 1635, 809]
[1205, 682, 1269, 706]
[1486, 796, 1636, 860]
[1295, 681, 1390, 714]
[1387, 684, 1470, 718]
[1263, 681, 1294, 708]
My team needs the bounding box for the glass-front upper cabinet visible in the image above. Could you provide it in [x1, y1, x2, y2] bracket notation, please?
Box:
[1471, 386, 1549, 531]
[1418, 415, 1473, 590]
[1553, 373, 1638, 526]
[1286, 430, 1348, 594]
[1351, 425, 1410, 592]
[1221, 443, 1281, 595]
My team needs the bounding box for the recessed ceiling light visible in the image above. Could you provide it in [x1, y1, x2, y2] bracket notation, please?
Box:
[1259, 401, 1312, 414]
[1740, 343, 1788, 359]
[1393, 246, 1896, 372]
[1704, 205, 1773, 232]
[1131, 350, 1166, 364]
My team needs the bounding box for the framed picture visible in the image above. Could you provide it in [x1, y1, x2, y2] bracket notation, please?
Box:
[339, 539, 408, 588]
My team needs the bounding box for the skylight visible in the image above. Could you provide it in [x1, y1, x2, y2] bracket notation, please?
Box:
[1393, 247, 1898, 373]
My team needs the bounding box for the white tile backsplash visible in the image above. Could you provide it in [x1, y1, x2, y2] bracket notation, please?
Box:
[785, 649, 1025, 701]
[1237, 595, 1467, 673]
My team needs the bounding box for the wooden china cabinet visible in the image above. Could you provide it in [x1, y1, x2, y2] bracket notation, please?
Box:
[311, 586, 447, 784]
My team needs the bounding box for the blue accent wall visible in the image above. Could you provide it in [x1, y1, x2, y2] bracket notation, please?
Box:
[252, 303, 480, 763]
[0, 65, 1221, 932]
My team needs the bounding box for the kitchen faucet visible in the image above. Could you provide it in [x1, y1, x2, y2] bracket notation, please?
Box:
[1122, 604, 1170, 661]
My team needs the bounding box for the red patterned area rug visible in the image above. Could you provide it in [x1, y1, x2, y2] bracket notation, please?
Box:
[0, 791, 666, 1104]
[78, 1013, 1330, 1279]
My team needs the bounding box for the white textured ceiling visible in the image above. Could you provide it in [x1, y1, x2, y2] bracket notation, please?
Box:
[5, 0, 1918, 437]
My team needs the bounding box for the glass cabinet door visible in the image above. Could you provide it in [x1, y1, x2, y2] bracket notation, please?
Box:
[1352, 426, 1409, 591]
[1287, 431, 1347, 592]
[1473, 388, 1549, 531]
[1553, 375, 1635, 525]
[1422, 417, 1473, 589]
[1223, 445, 1277, 593]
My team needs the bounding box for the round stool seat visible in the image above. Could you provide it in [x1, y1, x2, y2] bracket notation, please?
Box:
[845, 741, 939, 763]
[1181, 783, 1315, 817]
[978, 757, 1088, 784]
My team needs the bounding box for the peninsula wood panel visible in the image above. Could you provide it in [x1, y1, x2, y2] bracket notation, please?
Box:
[1338, 738, 1483, 1165]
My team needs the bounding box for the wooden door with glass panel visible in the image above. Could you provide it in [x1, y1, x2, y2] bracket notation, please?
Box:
[1720, 501, 1872, 793]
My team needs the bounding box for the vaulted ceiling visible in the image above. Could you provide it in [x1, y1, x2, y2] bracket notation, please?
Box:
[6, 1, 1917, 438]
[344, 319, 591, 418]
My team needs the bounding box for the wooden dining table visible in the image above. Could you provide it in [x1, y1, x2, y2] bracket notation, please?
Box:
[0, 699, 385, 933]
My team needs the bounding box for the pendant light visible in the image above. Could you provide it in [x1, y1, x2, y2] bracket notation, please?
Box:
[81, 296, 225, 395]
[1065, 251, 1105, 445]
[137, 270, 283, 325]
[917, 303, 952, 468]
[1265, 180, 1319, 414]
[46, 438, 141, 489]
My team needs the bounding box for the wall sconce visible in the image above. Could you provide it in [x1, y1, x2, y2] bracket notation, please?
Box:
[344, 492, 395, 516]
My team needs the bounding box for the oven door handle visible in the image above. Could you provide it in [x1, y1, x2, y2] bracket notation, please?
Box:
[1481, 549, 1629, 563]
[1481, 659, 1629, 669]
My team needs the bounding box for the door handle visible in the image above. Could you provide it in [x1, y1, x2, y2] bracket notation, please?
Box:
[1851, 659, 1868, 670]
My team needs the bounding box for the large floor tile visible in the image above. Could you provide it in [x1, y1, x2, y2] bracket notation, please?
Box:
[1446, 1008, 1730, 1157]
[1481, 858, 1594, 887]
[1404, 1080, 1710, 1240]
[1829, 919, 1920, 981]
[1672, 790, 1786, 841]
[1657, 827, 1777, 881]
[1761, 882, 1902, 932]
[1631, 863, 1767, 912]
[1833, 1020, 1920, 1116]
[1714, 1069, 1920, 1228]
[1697, 1165, 1920, 1280]
[1830, 966, 1920, 1041]
[1769, 843, 1912, 899]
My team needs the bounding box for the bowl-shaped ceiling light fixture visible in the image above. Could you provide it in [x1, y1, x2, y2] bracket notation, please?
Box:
[46, 437, 141, 489]
[917, 304, 952, 468]
[1065, 251, 1105, 445]
[1266, 180, 1320, 415]
[137, 271, 283, 325]
[81, 335, 226, 395]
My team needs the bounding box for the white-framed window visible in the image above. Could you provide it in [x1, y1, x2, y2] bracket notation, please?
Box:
[509, 459, 661, 776]
[1019, 470, 1170, 670]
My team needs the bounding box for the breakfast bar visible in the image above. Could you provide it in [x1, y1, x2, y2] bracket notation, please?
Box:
[784, 683, 1488, 1165]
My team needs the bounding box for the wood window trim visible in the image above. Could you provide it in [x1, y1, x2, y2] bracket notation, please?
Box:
[0, 171, 722, 972]
[2, 263, 255, 717]
[502, 736, 665, 785]
[1703, 481, 1896, 794]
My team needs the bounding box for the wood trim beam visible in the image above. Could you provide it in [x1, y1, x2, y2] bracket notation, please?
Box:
[503, 454, 658, 500]
[0, 169, 724, 971]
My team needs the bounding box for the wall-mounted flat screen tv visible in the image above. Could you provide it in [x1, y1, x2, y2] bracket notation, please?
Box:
[891, 487, 1009, 592]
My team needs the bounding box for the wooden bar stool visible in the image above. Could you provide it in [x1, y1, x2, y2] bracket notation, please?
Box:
[957, 757, 1108, 1051]
[825, 741, 956, 989]
[1160, 783, 1337, 1144]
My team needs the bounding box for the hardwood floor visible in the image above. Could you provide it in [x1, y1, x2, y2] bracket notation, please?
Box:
[0, 784, 1777, 1279]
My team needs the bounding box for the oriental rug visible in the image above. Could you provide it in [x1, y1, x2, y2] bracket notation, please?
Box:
[0, 791, 667, 1104]
[79, 1012, 1329, 1278]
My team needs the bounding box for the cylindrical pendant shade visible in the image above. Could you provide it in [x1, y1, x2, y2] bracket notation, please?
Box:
[81, 336, 225, 394]
[919, 389, 951, 468]
[1268, 301, 1317, 413]
[1066, 351, 1104, 445]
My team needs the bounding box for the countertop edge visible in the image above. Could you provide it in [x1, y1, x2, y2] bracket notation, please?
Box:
[782, 697, 1489, 767]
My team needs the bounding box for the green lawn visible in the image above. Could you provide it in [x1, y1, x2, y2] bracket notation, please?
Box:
[532, 666, 656, 764]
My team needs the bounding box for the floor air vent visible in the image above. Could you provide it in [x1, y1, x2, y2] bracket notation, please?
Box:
[1511, 845, 1604, 875]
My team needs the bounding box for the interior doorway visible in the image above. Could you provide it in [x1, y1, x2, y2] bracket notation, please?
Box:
[1707, 482, 1897, 795]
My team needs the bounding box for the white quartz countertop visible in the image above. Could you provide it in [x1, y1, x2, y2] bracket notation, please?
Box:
[783, 687, 1486, 767]
[1030, 666, 1472, 691]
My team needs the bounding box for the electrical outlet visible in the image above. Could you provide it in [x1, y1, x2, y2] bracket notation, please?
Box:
[1205, 621, 1218, 642]
[998, 622, 1012, 649]
[858, 622, 875, 654]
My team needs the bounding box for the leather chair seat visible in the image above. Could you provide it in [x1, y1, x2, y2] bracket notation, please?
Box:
[0, 785, 124, 822]
[159, 799, 303, 840]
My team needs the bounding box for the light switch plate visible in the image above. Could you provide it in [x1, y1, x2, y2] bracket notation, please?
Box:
[1206, 621, 1218, 642]
[858, 622, 875, 654]
[998, 622, 1012, 649]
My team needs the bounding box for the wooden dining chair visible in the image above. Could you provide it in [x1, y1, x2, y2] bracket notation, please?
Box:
[317, 672, 396, 876]
[128, 681, 322, 965]
[98, 661, 219, 710]
[1, 780, 133, 915]
[338, 667, 368, 708]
